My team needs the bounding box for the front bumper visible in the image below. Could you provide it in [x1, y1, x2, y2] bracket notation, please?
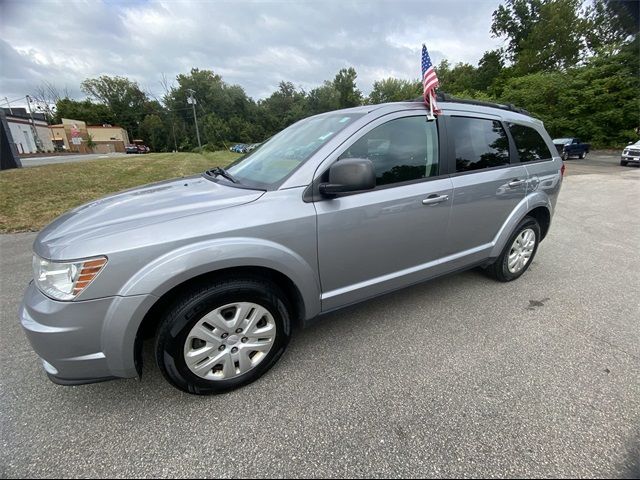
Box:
[19, 282, 154, 386]
[621, 155, 640, 164]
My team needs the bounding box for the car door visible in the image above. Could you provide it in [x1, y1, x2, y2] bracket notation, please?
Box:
[442, 114, 527, 262]
[314, 113, 454, 311]
[569, 138, 579, 155]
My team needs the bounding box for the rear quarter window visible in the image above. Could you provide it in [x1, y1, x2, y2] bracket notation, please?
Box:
[509, 123, 553, 162]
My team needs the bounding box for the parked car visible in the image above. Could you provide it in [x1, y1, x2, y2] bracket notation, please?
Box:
[230, 144, 247, 153]
[620, 140, 640, 167]
[553, 137, 590, 160]
[245, 143, 261, 153]
[20, 99, 563, 395]
[136, 144, 150, 154]
[125, 145, 139, 154]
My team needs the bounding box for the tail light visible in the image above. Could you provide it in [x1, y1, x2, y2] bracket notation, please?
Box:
[561, 163, 566, 176]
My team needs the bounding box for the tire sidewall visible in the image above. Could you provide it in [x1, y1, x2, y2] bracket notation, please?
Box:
[157, 282, 291, 394]
[498, 217, 541, 281]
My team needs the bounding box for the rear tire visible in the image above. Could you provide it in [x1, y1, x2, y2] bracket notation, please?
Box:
[580, 151, 586, 159]
[562, 152, 568, 161]
[155, 277, 291, 395]
[486, 216, 541, 282]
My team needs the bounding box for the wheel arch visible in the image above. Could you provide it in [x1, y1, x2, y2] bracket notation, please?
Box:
[527, 205, 551, 241]
[490, 196, 553, 258]
[133, 265, 308, 377]
[106, 237, 320, 378]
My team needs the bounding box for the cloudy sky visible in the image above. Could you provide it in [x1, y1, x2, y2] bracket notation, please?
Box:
[1, 0, 503, 108]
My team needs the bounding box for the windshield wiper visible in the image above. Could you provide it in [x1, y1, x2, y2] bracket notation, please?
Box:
[207, 166, 239, 184]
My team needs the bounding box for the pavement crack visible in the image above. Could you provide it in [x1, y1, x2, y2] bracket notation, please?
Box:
[561, 324, 640, 362]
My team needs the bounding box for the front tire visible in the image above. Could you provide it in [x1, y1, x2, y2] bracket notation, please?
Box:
[486, 216, 541, 282]
[155, 277, 291, 395]
[580, 151, 586, 159]
[620, 160, 628, 166]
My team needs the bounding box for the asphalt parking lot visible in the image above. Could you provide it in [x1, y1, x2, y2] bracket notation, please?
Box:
[1, 152, 639, 478]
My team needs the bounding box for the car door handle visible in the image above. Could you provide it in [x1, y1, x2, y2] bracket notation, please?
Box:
[422, 194, 449, 205]
[508, 179, 526, 188]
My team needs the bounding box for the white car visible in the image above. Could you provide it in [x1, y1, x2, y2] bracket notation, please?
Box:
[621, 140, 640, 167]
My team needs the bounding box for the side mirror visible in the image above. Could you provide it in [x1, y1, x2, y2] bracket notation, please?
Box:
[319, 158, 376, 196]
[628, 141, 634, 145]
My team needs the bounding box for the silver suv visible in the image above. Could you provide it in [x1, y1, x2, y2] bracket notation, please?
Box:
[20, 100, 563, 394]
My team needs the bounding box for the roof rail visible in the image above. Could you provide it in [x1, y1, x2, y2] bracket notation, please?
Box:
[411, 92, 533, 117]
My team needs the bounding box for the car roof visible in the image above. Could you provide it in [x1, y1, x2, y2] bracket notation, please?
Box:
[322, 98, 541, 126]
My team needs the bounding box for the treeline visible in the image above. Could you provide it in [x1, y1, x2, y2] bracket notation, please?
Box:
[40, 0, 638, 150]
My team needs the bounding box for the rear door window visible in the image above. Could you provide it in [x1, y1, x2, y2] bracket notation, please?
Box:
[509, 123, 553, 162]
[449, 117, 510, 173]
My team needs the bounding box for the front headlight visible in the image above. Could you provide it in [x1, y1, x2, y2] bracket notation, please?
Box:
[33, 254, 107, 301]
[623, 149, 629, 155]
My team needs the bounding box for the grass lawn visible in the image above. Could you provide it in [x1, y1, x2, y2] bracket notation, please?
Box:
[0, 151, 239, 233]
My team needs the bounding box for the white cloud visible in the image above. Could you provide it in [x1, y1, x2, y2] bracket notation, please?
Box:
[0, 0, 502, 106]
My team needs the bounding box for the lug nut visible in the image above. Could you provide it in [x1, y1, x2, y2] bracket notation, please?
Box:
[221, 333, 228, 339]
[241, 337, 248, 343]
[218, 345, 226, 351]
[231, 347, 238, 353]
[235, 328, 243, 333]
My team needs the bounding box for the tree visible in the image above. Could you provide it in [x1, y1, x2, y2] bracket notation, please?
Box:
[258, 81, 308, 135]
[53, 98, 113, 125]
[435, 60, 479, 95]
[491, 0, 587, 73]
[31, 81, 69, 122]
[163, 68, 258, 148]
[473, 50, 504, 92]
[332, 67, 362, 108]
[139, 114, 166, 152]
[306, 81, 340, 115]
[499, 37, 640, 147]
[368, 78, 421, 104]
[81, 75, 150, 137]
[585, 0, 639, 54]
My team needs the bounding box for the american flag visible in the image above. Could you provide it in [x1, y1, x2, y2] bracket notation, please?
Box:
[421, 44, 440, 114]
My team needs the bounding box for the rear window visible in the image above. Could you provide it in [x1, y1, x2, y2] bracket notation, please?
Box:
[450, 117, 510, 173]
[511, 124, 553, 162]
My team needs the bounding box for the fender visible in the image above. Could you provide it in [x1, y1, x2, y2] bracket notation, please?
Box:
[117, 237, 321, 317]
[99, 238, 321, 378]
[489, 191, 552, 259]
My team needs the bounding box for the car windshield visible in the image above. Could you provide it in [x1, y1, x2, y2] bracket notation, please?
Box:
[217, 112, 364, 189]
[553, 138, 572, 144]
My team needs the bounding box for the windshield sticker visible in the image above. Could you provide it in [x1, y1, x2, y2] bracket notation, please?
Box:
[318, 132, 334, 141]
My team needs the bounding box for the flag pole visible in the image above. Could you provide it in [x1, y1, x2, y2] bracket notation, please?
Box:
[427, 92, 436, 122]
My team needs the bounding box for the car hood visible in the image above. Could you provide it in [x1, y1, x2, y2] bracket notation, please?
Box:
[35, 175, 264, 259]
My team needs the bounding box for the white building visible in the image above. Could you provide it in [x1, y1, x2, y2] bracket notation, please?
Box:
[2, 108, 54, 154]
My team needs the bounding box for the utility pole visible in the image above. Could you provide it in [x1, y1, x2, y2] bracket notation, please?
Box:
[25, 95, 43, 152]
[4, 97, 13, 115]
[187, 89, 202, 149]
[171, 115, 178, 152]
